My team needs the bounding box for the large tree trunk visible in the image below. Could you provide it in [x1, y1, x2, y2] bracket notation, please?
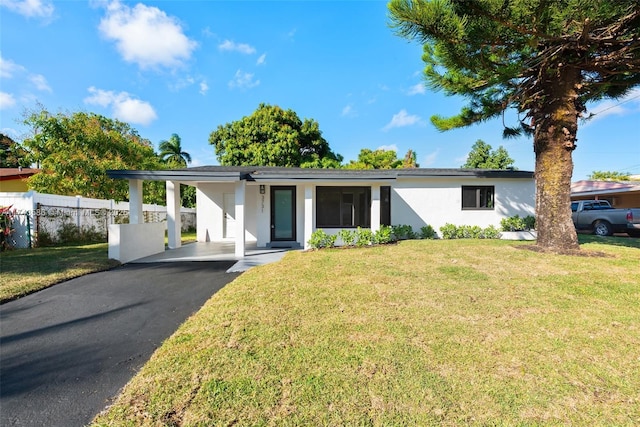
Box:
[533, 68, 581, 252]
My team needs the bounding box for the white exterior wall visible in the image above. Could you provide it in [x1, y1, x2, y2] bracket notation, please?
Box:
[195, 176, 535, 248]
[108, 222, 165, 263]
[391, 178, 535, 236]
[196, 182, 258, 243]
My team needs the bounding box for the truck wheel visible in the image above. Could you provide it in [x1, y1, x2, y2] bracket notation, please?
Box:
[628, 230, 640, 238]
[593, 220, 613, 237]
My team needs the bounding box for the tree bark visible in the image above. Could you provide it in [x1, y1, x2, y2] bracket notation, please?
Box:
[533, 67, 581, 252]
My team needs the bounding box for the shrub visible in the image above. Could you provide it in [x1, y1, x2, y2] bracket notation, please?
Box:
[308, 229, 337, 249]
[481, 225, 501, 239]
[355, 227, 375, 247]
[419, 225, 437, 239]
[440, 223, 458, 239]
[338, 229, 356, 246]
[524, 215, 536, 230]
[0, 207, 16, 251]
[374, 225, 393, 244]
[440, 223, 501, 240]
[500, 215, 536, 231]
[392, 224, 416, 240]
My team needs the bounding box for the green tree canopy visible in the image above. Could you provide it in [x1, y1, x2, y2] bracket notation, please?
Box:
[388, 0, 640, 251]
[209, 103, 342, 167]
[345, 148, 420, 169]
[1, 133, 28, 168]
[588, 171, 631, 181]
[159, 133, 192, 167]
[21, 109, 165, 202]
[462, 140, 515, 169]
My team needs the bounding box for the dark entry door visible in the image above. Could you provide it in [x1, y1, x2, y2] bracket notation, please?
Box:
[271, 186, 296, 241]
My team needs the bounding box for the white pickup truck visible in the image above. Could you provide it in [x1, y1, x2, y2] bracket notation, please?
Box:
[571, 200, 640, 237]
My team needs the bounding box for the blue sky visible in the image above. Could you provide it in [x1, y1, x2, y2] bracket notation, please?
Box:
[1, 0, 639, 180]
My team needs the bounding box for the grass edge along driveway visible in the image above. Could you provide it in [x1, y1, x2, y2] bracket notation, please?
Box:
[0, 243, 119, 304]
[92, 238, 640, 426]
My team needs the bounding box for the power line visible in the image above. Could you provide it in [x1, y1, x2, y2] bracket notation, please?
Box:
[588, 92, 640, 118]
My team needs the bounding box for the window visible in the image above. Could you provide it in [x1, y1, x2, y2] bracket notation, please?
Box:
[462, 186, 495, 210]
[380, 186, 391, 226]
[317, 187, 371, 228]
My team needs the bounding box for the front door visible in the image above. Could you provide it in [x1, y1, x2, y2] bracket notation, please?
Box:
[223, 193, 235, 239]
[271, 186, 296, 241]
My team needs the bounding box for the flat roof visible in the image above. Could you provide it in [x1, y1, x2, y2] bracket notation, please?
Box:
[107, 166, 534, 182]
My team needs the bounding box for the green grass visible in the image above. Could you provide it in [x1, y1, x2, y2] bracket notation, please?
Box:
[0, 243, 119, 303]
[0, 231, 198, 303]
[92, 237, 640, 426]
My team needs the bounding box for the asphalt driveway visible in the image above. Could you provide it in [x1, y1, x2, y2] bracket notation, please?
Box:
[0, 261, 239, 427]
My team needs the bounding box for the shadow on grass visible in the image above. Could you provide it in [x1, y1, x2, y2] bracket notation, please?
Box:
[578, 234, 640, 249]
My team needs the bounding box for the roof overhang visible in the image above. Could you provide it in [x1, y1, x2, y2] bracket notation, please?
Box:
[106, 166, 535, 183]
[106, 169, 247, 182]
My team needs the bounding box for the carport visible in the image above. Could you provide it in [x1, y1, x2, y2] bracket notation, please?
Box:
[131, 241, 293, 273]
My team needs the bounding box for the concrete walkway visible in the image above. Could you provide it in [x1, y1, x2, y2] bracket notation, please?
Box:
[133, 242, 295, 272]
[0, 262, 239, 427]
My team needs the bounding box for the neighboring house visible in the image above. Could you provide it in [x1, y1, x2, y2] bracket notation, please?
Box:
[107, 166, 535, 263]
[571, 180, 640, 209]
[0, 168, 39, 192]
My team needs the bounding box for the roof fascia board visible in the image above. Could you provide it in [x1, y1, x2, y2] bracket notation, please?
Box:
[106, 170, 244, 181]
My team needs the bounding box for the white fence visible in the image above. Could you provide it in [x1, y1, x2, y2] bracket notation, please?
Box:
[0, 191, 196, 249]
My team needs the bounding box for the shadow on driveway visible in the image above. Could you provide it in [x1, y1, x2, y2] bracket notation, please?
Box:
[0, 261, 239, 427]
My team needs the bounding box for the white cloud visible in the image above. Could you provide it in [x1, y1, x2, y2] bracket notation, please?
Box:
[199, 80, 209, 95]
[341, 104, 356, 117]
[84, 86, 157, 125]
[256, 53, 267, 65]
[0, 0, 54, 18]
[586, 88, 640, 123]
[377, 144, 398, 152]
[0, 54, 52, 96]
[382, 109, 423, 131]
[29, 74, 52, 92]
[228, 70, 259, 90]
[407, 82, 426, 96]
[1, 127, 20, 138]
[0, 91, 16, 109]
[99, 0, 197, 70]
[218, 39, 256, 55]
[0, 54, 25, 78]
[422, 150, 439, 167]
[169, 76, 195, 92]
[201, 26, 214, 38]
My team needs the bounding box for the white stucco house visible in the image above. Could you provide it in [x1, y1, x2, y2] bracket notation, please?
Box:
[106, 166, 535, 263]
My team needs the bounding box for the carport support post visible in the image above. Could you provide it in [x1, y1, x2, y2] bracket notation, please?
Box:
[129, 179, 143, 224]
[166, 180, 182, 249]
[234, 180, 246, 258]
[371, 184, 381, 232]
[304, 185, 313, 250]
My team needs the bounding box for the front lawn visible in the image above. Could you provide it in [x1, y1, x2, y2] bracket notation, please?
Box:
[0, 243, 119, 303]
[92, 238, 640, 426]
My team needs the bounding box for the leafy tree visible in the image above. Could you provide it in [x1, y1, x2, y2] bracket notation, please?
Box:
[402, 149, 419, 168]
[588, 171, 631, 181]
[159, 133, 192, 167]
[0, 133, 28, 168]
[209, 103, 342, 167]
[345, 148, 420, 169]
[463, 140, 515, 169]
[346, 148, 402, 169]
[21, 109, 165, 203]
[388, 0, 640, 251]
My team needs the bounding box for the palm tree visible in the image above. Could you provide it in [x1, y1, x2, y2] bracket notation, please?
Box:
[158, 134, 192, 167]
